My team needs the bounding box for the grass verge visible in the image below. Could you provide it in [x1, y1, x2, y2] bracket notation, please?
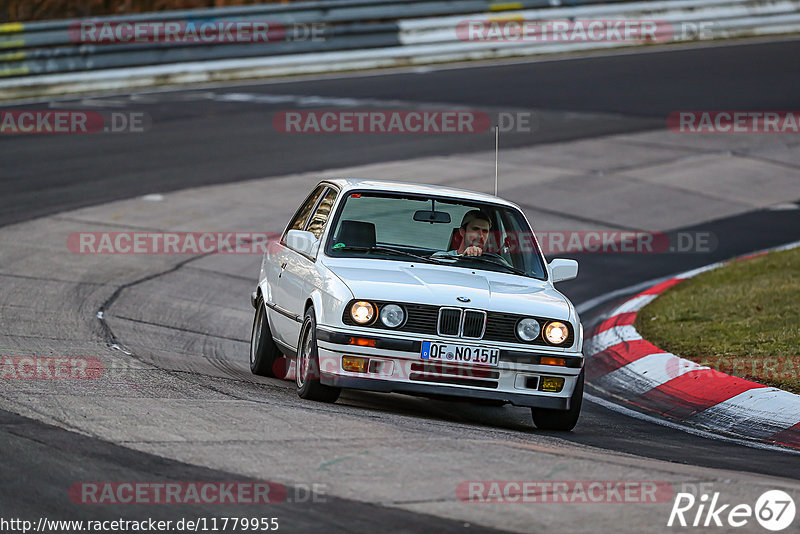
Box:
[635, 246, 800, 394]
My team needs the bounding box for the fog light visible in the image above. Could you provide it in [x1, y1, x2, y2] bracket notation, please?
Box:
[540, 356, 565, 366]
[342, 356, 369, 373]
[540, 376, 565, 392]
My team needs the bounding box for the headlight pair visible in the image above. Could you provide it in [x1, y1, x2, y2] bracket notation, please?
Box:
[350, 301, 404, 328]
[515, 318, 570, 345]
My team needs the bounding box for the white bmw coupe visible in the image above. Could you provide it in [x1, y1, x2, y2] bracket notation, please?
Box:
[250, 178, 584, 430]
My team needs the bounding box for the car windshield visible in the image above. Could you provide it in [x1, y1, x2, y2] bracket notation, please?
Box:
[325, 191, 547, 280]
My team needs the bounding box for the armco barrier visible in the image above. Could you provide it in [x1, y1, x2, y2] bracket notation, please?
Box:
[0, 0, 620, 78]
[0, 0, 798, 99]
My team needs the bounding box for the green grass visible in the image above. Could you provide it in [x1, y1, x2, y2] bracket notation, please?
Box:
[635, 246, 800, 394]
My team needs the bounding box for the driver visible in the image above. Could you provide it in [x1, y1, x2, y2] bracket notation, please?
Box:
[448, 210, 492, 257]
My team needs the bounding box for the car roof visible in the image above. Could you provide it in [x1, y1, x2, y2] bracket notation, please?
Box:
[321, 178, 520, 208]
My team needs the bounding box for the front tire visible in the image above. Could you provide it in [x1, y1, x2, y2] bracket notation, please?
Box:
[250, 296, 281, 377]
[531, 370, 583, 431]
[296, 306, 341, 403]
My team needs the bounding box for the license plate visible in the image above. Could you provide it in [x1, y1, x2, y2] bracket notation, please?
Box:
[420, 341, 499, 367]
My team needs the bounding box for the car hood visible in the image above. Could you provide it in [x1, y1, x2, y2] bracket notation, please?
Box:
[325, 259, 571, 320]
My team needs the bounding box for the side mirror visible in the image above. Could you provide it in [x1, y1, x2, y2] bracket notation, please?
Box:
[286, 230, 318, 256]
[549, 258, 578, 283]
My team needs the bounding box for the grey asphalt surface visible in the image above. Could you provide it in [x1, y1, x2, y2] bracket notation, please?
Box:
[2, 38, 800, 532]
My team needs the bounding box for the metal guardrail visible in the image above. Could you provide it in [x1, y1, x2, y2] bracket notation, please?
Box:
[399, 0, 800, 48]
[0, 0, 797, 96]
[0, 0, 638, 78]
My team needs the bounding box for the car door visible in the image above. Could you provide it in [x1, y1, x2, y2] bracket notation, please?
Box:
[266, 186, 326, 346]
[277, 186, 338, 349]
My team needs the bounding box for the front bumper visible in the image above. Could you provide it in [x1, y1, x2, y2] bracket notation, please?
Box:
[315, 326, 583, 410]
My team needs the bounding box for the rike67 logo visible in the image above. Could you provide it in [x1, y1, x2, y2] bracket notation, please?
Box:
[668, 489, 796, 531]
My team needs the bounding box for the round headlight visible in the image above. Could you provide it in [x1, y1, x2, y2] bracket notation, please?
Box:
[379, 304, 405, 328]
[544, 321, 569, 345]
[350, 301, 375, 324]
[516, 318, 541, 342]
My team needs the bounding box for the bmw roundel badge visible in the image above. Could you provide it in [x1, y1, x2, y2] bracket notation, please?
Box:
[456, 296, 471, 303]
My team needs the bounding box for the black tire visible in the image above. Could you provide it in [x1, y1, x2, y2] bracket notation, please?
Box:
[296, 306, 341, 403]
[531, 370, 584, 431]
[250, 296, 282, 377]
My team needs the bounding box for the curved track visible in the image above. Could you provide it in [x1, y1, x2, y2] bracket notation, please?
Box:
[3, 38, 800, 533]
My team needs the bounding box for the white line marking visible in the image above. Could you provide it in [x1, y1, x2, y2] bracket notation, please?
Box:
[109, 344, 132, 356]
[674, 262, 724, 280]
[584, 393, 800, 454]
[211, 92, 477, 111]
[768, 203, 800, 211]
[611, 294, 658, 314]
[576, 276, 672, 314]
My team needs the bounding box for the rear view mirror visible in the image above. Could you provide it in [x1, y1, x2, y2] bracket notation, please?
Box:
[413, 210, 451, 224]
[549, 258, 579, 283]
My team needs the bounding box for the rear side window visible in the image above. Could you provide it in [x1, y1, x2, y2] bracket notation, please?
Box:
[306, 188, 337, 240]
[283, 186, 325, 242]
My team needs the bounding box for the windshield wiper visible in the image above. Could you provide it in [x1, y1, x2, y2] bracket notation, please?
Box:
[336, 245, 447, 265]
[458, 254, 529, 277]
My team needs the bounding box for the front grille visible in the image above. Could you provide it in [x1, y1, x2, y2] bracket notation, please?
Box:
[462, 310, 487, 339]
[483, 312, 520, 343]
[401, 304, 438, 335]
[437, 308, 462, 336]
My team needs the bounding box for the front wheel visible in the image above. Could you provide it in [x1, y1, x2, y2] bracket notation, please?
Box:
[531, 370, 583, 431]
[250, 296, 282, 377]
[296, 306, 341, 403]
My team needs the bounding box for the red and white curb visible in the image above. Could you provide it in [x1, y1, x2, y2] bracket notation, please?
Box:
[585, 241, 800, 450]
